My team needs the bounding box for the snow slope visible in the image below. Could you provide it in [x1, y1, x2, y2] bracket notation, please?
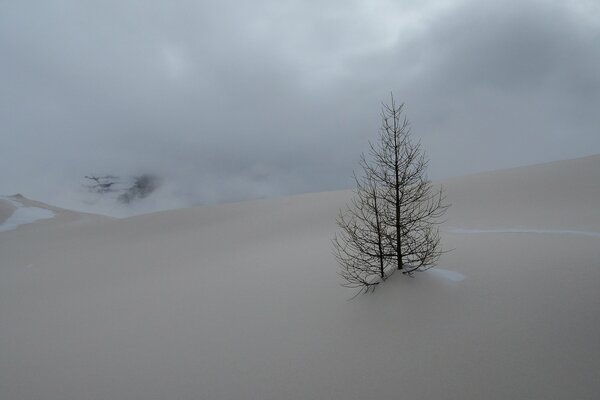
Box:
[0, 195, 55, 232]
[1, 155, 599, 399]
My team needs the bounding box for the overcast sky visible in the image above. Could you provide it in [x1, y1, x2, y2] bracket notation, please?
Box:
[1, 0, 599, 215]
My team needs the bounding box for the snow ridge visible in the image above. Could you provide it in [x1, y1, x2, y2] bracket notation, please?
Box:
[0, 196, 55, 232]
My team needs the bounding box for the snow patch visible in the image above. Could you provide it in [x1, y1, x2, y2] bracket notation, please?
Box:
[449, 228, 600, 238]
[0, 197, 55, 232]
[426, 268, 466, 283]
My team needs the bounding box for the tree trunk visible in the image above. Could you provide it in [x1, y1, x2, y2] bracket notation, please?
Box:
[374, 193, 385, 279]
[393, 105, 403, 271]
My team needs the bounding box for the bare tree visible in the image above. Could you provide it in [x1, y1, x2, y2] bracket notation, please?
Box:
[117, 174, 160, 204]
[334, 95, 449, 294]
[84, 175, 119, 194]
[333, 164, 391, 293]
[83, 173, 160, 205]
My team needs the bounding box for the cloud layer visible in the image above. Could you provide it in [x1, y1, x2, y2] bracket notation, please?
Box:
[1, 0, 599, 215]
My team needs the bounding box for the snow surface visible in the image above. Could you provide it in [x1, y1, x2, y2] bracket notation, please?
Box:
[426, 267, 466, 282]
[1, 156, 600, 400]
[0, 196, 55, 232]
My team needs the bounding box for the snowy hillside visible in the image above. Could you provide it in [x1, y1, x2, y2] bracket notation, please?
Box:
[1, 155, 599, 400]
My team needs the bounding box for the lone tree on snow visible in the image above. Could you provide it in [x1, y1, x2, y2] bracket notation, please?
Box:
[333, 95, 449, 294]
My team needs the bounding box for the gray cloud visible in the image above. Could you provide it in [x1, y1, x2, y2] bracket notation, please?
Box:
[1, 0, 599, 215]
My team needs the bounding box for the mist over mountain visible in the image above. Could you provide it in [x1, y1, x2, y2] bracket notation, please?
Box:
[2, 0, 600, 216]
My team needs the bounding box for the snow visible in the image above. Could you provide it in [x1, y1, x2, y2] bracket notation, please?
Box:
[1, 156, 600, 399]
[0, 196, 55, 232]
[426, 267, 466, 282]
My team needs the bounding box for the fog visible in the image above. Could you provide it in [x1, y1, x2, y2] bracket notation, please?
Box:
[1, 0, 599, 215]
